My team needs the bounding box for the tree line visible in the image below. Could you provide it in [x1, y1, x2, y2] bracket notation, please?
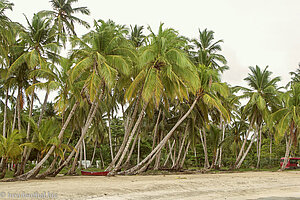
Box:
[0, 0, 299, 181]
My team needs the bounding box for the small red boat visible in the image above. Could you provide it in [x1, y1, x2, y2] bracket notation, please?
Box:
[81, 170, 110, 176]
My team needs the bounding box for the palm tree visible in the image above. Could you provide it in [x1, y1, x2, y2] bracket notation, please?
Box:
[129, 25, 145, 48]
[39, 0, 90, 38]
[0, 130, 24, 179]
[45, 19, 135, 176]
[192, 28, 227, 73]
[234, 66, 281, 169]
[272, 82, 300, 170]
[108, 23, 200, 173]
[8, 13, 60, 175]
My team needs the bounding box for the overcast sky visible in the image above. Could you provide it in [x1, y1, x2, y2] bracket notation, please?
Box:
[7, 0, 300, 87]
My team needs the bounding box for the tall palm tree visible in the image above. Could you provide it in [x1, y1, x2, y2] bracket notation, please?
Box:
[234, 66, 280, 169]
[272, 82, 300, 170]
[192, 28, 227, 73]
[39, 0, 90, 38]
[108, 23, 200, 173]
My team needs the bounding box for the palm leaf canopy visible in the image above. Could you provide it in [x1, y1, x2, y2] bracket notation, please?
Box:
[126, 23, 200, 107]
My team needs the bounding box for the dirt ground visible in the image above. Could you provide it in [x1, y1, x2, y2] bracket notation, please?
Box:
[0, 171, 300, 200]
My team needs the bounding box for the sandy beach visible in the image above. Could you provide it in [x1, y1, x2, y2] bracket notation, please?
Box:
[0, 171, 300, 200]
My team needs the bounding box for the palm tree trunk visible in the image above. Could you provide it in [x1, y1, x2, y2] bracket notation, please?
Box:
[218, 121, 226, 168]
[37, 89, 49, 127]
[99, 145, 105, 169]
[235, 116, 255, 167]
[111, 102, 148, 173]
[106, 94, 141, 171]
[173, 123, 189, 169]
[154, 131, 163, 170]
[137, 135, 141, 164]
[108, 112, 114, 161]
[256, 124, 262, 168]
[152, 109, 162, 150]
[200, 128, 210, 169]
[269, 134, 272, 164]
[2, 88, 8, 137]
[83, 138, 87, 169]
[17, 86, 22, 134]
[281, 121, 295, 170]
[67, 148, 80, 175]
[18, 87, 35, 176]
[281, 134, 292, 170]
[23, 90, 50, 172]
[0, 158, 8, 179]
[11, 103, 17, 133]
[36, 156, 57, 179]
[79, 143, 83, 169]
[236, 131, 257, 169]
[163, 140, 175, 167]
[180, 140, 191, 169]
[123, 95, 199, 175]
[14, 100, 79, 180]
[123, 130, 139, 169]
[49, 91, 104, 177]
[91, 138, 98, 166]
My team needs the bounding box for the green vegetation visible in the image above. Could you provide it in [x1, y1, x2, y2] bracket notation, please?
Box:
[0, 0, 299, 181]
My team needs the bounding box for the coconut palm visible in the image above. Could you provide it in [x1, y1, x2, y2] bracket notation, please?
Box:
[272, 82, 300, 170]
[108, 23, 200, 173]
[0, 130, 24, 179]
[39, 0, 90, 38]
[234, 66, 281, 169]
[192, 28, 227, 73]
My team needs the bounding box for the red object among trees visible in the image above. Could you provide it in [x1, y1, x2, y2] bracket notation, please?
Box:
[280, 157, 300, 169]
[81, 170, 110, 176]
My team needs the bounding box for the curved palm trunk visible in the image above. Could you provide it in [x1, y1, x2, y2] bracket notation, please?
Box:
[23, 90, 50, 172]
[235, 116, 254, 167]
[13, 101, 79, 180]
[122, 95, 199, 175]
[36, 156, 57, 179]
[106, 94, 142, 171]
[50, 91, 104, 177]
[110, 103, 147, 173]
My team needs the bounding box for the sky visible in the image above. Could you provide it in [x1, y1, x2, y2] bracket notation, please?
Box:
[6, 0, 300, 88]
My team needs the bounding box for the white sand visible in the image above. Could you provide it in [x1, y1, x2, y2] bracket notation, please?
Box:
[0, 171, 300, 200]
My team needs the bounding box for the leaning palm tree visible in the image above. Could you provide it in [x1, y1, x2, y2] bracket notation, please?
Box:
[234, 66, 281, 169]
[8, 13, 60, 175]
[107, 23, 200, 173]
[46, 19, 136, 177]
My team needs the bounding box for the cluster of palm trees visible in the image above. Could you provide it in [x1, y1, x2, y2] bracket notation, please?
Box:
[0, 0, 299, 181]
